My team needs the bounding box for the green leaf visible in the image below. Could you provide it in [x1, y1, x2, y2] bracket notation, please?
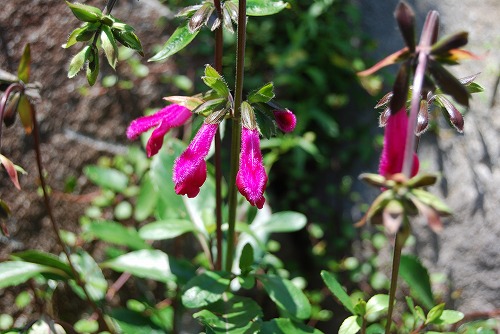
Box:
[194, 294, 263, 334]
[63, 26, 87, 48]
[202, 64, 230, 98]
[261, 318, 323, 334]
[365, 294, 389, 316]
[399, 255, 434, 309]
[74, 319, 99, 334]
[138, 219, 195, 240]
[17, 94, 34, 134]
[339, 315, 361, 334]
[66, 1, 102, 22]
[248, 82, 275, 104]
[410, 188, 452, 216]
[68, 46, 89, 78]
[0, 261, 54, 289]
[86, 45, 99, 86]
[239, 243, 254, 272]
[112, 30, 144, 56]
[254, 211, 307, 233]
[320, 270, 355, 314]
[235, 0, 289, 16]
[17, 44, 30, 83]
[254, 106, 277, 139]
[426, 303, 445, 324]
[12, 250, 73, 278]
[101, 25, 118, 69]
[149, 21, 199, 62]
[182, 271, 231, 308]
[102, 249, 175, 283]
[257, 274, 311, 320]
[436, 310, 464, 325]
[134, 173, 158, 221]
[84, 165, 128, 192]
[69, 251, 107, 301]
[87, 220, 149, 250]
[109, 309, 166, 334]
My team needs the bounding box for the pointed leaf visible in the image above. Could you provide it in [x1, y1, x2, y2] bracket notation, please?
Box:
[102, 249, 175, 283]
[399, 254, 434, 309]
[238, 0, 289, 16]
[358, 48, 409, 77]
[436, 310, 464, 325]
[149, 22, 199, 62]
[83, 165, 128, 192]
[261, 318, 323, 334]
[390, 61, 411, 114]
[248, 82, 275, 104]
[17, 44, 31, 83]
[375, 92, 393, 109]
[339, 315, 361, 334]
[239, 243, 254, 272]
[87, 220, 149, 250]
[63, 26, 87, 48]
[410, 188, 452, 216]
[257, 274, 311, 320]
[202, 64, 230, 98]
[101, 25, 118, 69]
[182, 271, 231, 308]
[68, 46, 89, 78]
[426, 303, 445, 324]
[113, 30, 144, 56]
[429, 59, 469, 107]
[358, 173, 387, 188]
[66, 1, 102, 22]
[0, 154, 21, 190]
[138, 219, 194, 240]
[163, 96, 204, 111]
[12, 250, 73, 278]
[17, 94, 33, 134]
[321, 270, 355, 314]
[431, 31, 468, 55]
[366, 294, 389, 316]
[406, 173, 438, 188]
[0, 261, 56, 289]
[435, 95, 464, 133]
[86, 45, 99, 86]
[69, 251, 107, 301]
[395, 2, 415, 51]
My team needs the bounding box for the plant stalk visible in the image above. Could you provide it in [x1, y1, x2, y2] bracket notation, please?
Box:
[225, 0, 246, 272]
[213, 0, 224, 271]
[385, 228, 405, 334]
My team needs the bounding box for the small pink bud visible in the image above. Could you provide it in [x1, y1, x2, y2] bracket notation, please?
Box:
[173, 123, 218, 198]
[126, 104, 191, 157]
[237, 127, 268, 209]
[273, 109, 297, 133]
[379, 108, 419, 177]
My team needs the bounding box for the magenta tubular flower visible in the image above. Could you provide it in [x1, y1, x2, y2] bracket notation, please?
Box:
[273, 109, 297, 133]
[237, 127, 268, 209]
[379, 108, 419, 177]
[126, 104, 191, 157]
[173, 123, 218, 198]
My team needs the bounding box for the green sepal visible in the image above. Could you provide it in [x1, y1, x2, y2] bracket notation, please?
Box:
[86, 45, 99, 86]
[357, 190, 395, 227]
[410, 188, 452, 216]
[406, 173, 438, 188]
[17, 44, 31, 83]
[68, 45, 90, 78]
[248, 82, 275, 104]
[192, 98, 226, 117]
[359, 173, 387, 188]
[66, 1, 102, 22]
[202, 65, 230, 98]
[101, 25, 118, 69]
[149, 21, 199, 62]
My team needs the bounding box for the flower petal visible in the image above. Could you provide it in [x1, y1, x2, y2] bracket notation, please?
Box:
[237, 127, 267, 209]
[173, 123, 218, 197]
[273, 109, 297, 133]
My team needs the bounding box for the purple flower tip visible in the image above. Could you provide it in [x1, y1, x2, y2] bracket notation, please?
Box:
[126, 104, 191, 157]
[379, 108, 419, 177]
[237, 127, 268, 209]
[273, 109, 297, 133]
[173, 123, 218, 198]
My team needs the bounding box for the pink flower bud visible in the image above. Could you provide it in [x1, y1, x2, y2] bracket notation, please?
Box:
[126, 104, 191, 157]
[273, 109, 297, 133]
[237, 127, 268, 209]
[379, 108, 419, 177]
[173, 123, 218, 198]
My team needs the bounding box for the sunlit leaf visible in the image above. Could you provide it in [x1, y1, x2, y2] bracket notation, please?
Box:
[182, 271, 231, 308]
[17, 44, 31, 83]
[321, 270, 355, 314]
[101, 25, 118, 69]
[12, 250, 73, 278]
[149, 22, 199, 62]
[339, 315, 361, 334]
[0, 262, 60, 289]
[138, 219, 194, 240]
[87, 220, 149, 250]
[68, 46, 90, 78]
[66, 1, 102, 22]
[202, 64, 230, 98]
[426, 303, 445, 324]
[236, 0, 289, 16]
[365, 294, 389, 316]
[248, 82, 275, 104]
[69, 251, 107, 301]
[399, 254, 434, 309]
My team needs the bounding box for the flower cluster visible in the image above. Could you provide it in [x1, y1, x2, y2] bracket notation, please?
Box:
[126, 103, 296, 208]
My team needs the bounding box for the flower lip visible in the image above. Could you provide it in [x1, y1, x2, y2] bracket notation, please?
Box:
[273, 109, 297, 133]
[236, 126, 268, 209]
[126, 104, 191, 157]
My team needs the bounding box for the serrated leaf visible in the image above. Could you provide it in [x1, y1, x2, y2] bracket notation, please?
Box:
[17, 94, 33, 134]
[101, 25, 118, 69]
[202, 64, 230, 98]
[235, 0, 289, 16]
[248, 82, 275, 104]
[83, 165, 128, 192]
[102, 249, 175, 283]
[182, 271, 231, 308]
[257, 274, 311, 320]
[138, 219, 194, 240]
[399, 254, 434, 309]
[11, 250, 73, 278]
[321, 271, 355, 314]
[339, 315, 361, 334]
[17, 44, 30, 83]
[66, 1, 102, 22]
[0, 154, 21, 190]
[68, 46, 89, 78]
[87, 220, 149, 250]
[149, 22, 199, 62]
